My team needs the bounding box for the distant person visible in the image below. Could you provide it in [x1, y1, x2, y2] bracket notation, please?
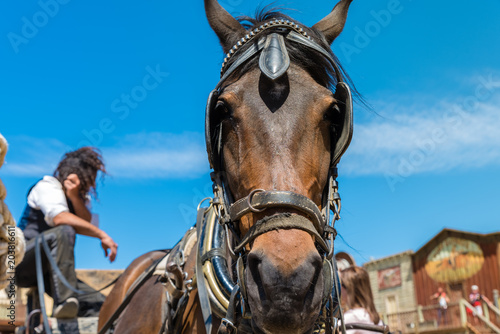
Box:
[469, 285, 493, 324]
[16, 147, 118, 318]
[430, 287, 450, 326]
[340, 266, 384, 334]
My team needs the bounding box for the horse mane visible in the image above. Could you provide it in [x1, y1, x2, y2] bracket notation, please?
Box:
[222, 7, 364, 105]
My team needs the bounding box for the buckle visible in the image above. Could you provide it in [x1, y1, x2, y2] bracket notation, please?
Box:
[219, 318, 238, 334]
[241, 297, 252, 320]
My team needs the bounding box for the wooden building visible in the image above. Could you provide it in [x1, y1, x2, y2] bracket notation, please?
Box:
[364, 228, 500, 333]
[413, 229, 500, 307]
[365, 250, 417, 314]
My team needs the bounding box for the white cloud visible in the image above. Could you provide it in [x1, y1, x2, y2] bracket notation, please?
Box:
[0, 136, 68, 176]
[1, 133, 210, 179]
[102, 132, 209, 179]
[341, 97, 500, 177]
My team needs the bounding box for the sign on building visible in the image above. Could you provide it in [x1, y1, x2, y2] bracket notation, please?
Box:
[425, 237, 484, 283]
[378, 265, 402, 290]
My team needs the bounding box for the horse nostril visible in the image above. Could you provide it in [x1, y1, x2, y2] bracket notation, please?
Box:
[245, 249, 324, 319]
[246, 251, 263, 275]
[310, 252, 323, 270]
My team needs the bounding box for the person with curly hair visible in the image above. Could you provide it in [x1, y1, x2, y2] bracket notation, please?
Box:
[16, 147, 118, 319]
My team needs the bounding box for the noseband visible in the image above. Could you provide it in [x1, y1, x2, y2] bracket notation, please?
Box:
[199, 18, 354, 334]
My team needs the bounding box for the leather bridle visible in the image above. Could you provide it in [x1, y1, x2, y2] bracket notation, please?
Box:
[202, 18, 354, 334]
[205, 18, 353, 254]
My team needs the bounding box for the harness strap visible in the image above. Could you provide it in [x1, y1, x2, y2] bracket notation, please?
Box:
[286, 31, 342, 83]
[98, 251, 169, 334]
[345, 323, 390, 334]
[196, 207, 214, 334]
[158, 298, 170, 334]
[233, 213, 328, 254]
[229, 190, 325, 235]
[218, 286, 240, 334]
[333, 258, 347, 334]
[170, 292, 191, 334]
[200, 248, 227, 264]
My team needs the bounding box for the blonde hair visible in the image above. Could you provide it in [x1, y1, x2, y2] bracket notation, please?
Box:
[340, 266, 380, 325]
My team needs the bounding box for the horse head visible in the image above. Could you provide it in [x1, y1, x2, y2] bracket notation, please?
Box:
[205, 1, 354, 333]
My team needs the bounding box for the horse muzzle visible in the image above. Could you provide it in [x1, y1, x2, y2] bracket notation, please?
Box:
[243, 214, 325, 334]
[246, 252, 324, 333]
[197, 188, 341, 333]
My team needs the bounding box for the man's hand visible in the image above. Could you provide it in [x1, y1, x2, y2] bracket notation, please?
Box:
[64, 174, 81, 200]
[101, 235, 118, 263]
[53, 212, 118, 262]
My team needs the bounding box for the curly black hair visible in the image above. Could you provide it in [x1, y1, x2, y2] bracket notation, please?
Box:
[53, 147, 106, 199]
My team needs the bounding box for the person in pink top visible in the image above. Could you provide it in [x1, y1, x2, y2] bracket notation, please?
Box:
[340, 266, 384, 334]
[469, 285, 493, 324]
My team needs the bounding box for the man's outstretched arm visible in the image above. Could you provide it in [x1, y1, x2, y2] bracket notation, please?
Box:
[53, 212, 118, 262]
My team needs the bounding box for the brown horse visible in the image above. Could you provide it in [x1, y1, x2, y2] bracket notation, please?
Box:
[98, 0, 357, 333]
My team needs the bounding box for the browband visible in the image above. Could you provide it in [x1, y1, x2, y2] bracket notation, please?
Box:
[216, 28, 344, 91]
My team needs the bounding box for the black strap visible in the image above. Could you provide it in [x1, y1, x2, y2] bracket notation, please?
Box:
[40, 234, 92, 294]
[35, 235, 53, 334]
[170, 293, 191, 334]
[230, 190, 324, 235]
[215, 38, 267, 91]
[233, 213, 328, 254]
[40, 233, 121, 297]
[332, 257, 347, 334]
[217, 286, 240, 334]
[98, 251, 169, 334]
[32, 234, 124, 334]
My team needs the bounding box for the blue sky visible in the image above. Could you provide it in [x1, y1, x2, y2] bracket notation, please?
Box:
[1, 0, 499, 269]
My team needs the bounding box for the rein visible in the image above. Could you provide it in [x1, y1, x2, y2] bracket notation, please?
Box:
[31, 234, 122, 334]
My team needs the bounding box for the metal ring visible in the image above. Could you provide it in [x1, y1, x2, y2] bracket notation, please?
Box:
[197, 197, 213, 211]
[247, 189, 265, 213]
[184, 279, 193, 292]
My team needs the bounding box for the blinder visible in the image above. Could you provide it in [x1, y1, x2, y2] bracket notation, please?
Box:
[205, 89, 221, 171]
[332, 82, 353, 167]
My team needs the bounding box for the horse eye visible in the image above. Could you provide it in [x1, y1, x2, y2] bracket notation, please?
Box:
[215, 101, 234, 123]
[323, 103, 341, 121]
[215, 100, 231, 114]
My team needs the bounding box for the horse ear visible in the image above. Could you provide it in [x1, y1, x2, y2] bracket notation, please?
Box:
[312, 0, 354, 45]
[205, 0, 246, 53]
